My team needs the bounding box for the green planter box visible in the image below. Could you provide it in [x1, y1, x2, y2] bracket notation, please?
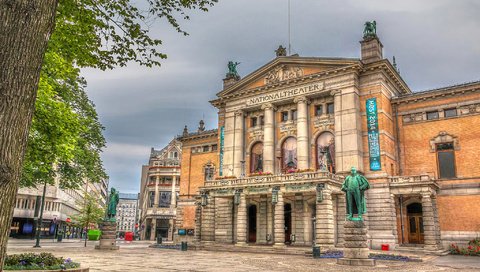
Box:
[87, 229, 101, 241]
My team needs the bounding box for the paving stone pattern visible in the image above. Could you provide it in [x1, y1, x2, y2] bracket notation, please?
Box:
[6, 243, 480, 272]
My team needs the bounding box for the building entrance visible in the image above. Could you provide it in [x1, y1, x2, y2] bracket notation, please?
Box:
[284, 203, 292, 244]
[248, 205, 257, 243]
[407, 203, 424, 244]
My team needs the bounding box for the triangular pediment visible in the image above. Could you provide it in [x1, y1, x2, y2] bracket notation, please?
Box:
[216, 56, 360, 99]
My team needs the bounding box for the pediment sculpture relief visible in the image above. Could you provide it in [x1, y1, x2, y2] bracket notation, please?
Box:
[265, 65, 304, 85]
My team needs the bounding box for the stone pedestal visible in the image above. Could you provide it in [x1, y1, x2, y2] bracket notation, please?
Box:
[337, 221, 375, 266]
[95, 221, 119, 250]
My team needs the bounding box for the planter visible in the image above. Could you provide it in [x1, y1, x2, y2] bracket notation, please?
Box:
[87, 229, 101, 241]
[6, 268, 89, 272]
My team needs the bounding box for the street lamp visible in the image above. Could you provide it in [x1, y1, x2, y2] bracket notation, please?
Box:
[271, 187, 279, 205]
[234, 190, 241, 205]
[316, 183, 325, 203]
[33, 181, 48, 248]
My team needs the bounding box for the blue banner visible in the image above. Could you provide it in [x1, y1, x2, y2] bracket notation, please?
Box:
[366, 98, 381, 171]
[219, 126, 225, 176]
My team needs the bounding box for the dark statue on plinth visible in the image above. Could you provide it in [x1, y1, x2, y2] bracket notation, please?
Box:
[275, 45, 287, 57]
[96, 187, 120, 250]
[363, 20, 377, 39]
[226, 61, 241, 79]
[341, 167, 370, 221]
[106, 187, 119, 221]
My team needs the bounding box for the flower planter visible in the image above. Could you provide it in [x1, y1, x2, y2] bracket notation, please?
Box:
[7, 268, 89, 272]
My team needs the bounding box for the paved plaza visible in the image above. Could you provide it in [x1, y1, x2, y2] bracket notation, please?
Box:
[6, 239, 480, 272]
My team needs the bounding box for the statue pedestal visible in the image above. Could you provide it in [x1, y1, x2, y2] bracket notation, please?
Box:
[95, 221, 119, 250]
[337, 221, 375, 266]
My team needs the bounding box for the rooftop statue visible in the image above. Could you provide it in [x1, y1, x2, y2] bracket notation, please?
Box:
[363, 20, 377, 39]
[275, 45, 287, 57]
[226, 61, 240, 79]
[106, 187, 119, 221]
[341, 167, 370, 221]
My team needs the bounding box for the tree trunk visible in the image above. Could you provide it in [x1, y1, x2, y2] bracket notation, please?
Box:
[0, 0, 59, 268]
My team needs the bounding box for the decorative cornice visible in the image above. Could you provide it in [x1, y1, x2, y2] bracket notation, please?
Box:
[392, 80, 480, 105]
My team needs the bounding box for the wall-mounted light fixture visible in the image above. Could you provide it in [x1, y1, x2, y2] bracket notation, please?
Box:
[316, 183, 325, 203]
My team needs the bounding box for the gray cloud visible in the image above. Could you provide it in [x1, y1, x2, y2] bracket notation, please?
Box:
[81, 0, 480, 193]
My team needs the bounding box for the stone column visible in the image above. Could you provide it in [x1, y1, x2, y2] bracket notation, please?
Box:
[262, 103, 275, 173]
[295, 96, 309, 170]
[431, 194, 443, 250]
[421, 192, 440, 251]
[150, 219, 156, 240]
[267, 196, 273, 244]
[194, 203, 202, 243]
[233, 110, 244, 177]
[315, 189, 335, 248]
[201, 195, 215, 242]
[154, 176, 160, 207]
[171, 176, 177, 208]
[273, 191, 285, 247]
[332, 87, 364, 173]
[236, 192, 247, 245]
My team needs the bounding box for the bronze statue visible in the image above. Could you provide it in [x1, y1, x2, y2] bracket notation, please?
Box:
[106, 187, 119, 221]
[275, 45, 287, 57]
[341, 167, 370, 221]
[226, 61, 240, 78]
[363, 20, 377, 38]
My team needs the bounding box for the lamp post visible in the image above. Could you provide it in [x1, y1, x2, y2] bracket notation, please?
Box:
[33, 180, 48, 248]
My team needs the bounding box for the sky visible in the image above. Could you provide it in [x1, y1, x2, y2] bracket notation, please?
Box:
[81, 0, 480, 194]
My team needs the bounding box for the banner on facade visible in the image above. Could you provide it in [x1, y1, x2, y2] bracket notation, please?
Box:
[219, 126, 225, 176]
[366, 98, 381, 171]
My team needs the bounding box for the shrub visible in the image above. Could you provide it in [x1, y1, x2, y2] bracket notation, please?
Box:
[449, 239, 480, 256]
[4, 253, 80, 270]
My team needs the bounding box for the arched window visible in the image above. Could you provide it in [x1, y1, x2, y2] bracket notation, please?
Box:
[282, 137, 297, 172]
[316, 132, 335, 173]
[250, 142, 263, 173]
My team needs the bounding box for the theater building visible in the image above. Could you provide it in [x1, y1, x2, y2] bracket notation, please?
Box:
[186, 28, 480, 252]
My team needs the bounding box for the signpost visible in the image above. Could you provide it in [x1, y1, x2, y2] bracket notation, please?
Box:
[366, 98, 381, 171]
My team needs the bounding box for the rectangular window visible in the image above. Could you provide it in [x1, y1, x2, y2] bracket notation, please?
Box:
[259, 115, 265, 126]
[211, 144, 218, 151]
[427, 111, 439, 120]
[203, 145, 209, 152]
[204, 167, 215, 181]
[315, 105, 323, 116]
[251, 117, 257, 127]
[148, 191, 155, 208]
[437, 143, 455, 179]
[444, 108, 457, 118]
[291, 110, 297, 120]
[281, 111, 288, 122]
[327, 103, 334, 114]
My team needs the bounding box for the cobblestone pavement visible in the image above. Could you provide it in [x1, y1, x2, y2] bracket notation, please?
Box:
[6, 240, 480, 272]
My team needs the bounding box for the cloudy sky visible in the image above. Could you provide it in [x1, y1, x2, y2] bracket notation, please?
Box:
[82, 0, 480, 194]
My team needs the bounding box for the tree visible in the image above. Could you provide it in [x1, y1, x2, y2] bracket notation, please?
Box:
[0, 0, 217, 268]
[71, 192, 105, 247]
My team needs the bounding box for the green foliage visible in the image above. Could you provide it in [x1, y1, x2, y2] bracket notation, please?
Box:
[71, 193, 105, 228]
[21, 0, 218, 190]
[50, 0, 219, 70]
[4, 253, 80, 270]
[449, 238, 480, 256]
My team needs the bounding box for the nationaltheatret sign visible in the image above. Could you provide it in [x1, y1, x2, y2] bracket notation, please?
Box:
[246, 82, 324, 106]
[366, 98, 381, 171]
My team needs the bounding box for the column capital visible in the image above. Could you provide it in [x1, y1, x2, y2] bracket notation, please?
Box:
[420, 192, 432, 199]
[235, 110, 244, 116]
[261, 103, 276, 111]
[330, 89, 342, 96]
[293, 96, 309, 104]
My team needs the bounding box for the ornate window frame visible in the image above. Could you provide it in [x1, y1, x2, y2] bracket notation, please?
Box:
[429, 131, 460, 152]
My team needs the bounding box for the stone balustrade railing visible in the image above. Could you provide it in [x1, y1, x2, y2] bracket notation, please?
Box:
[205, 171, 343, 188]
[388, 174, 433, 184]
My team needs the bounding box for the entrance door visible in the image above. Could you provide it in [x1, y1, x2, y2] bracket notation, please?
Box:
[407, 203, 424, 244]
[248, 205, 257, 243]
[284, 203, 292, 244]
